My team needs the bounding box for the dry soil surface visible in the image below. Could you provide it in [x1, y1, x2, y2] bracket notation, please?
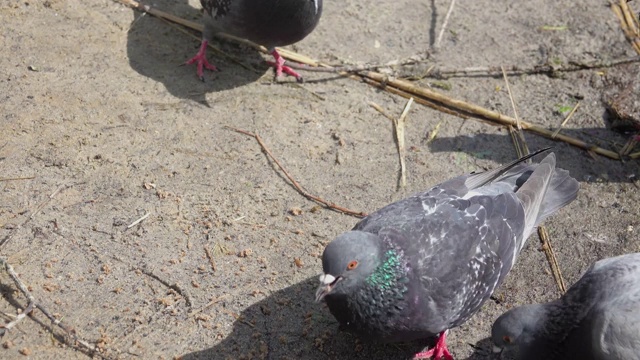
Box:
[1, 0, 639, 359]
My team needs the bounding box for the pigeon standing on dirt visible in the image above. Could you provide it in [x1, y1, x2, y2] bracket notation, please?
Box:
[315, 149, 579, 360]
[492, 253, 640, 360]
[186, 0, 323, 81]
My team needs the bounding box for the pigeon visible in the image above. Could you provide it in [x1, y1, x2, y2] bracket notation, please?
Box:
[492, 253, 640, 360]
[315, 149, 579, 360]
[186, 0, 323, 81]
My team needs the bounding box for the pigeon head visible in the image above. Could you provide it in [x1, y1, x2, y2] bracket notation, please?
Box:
[315, 231, 382, 302]
[491, 304, 546, 357]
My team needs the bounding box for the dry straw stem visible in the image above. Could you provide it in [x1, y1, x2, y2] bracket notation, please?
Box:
[395, 98, 414, 189]
[428, 57, 640, 79]
[0, 176, 35, 182]
[118, 0, 625, 160]
[538, 226, 567, 293]
[612, 0, 640, 54]
[502, 67, 530, 160]
[552, 102, 581, 139]
[225, 127, 367, 218]
[360, 72, 622, 159]
[434, 0, 457, 49]
[369, 99, 414, 190]
[501, 66, 523, 131]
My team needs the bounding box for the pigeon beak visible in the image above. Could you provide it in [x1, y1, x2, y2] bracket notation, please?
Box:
[492, 345, 504, 354]
[315, 273, 340, 302]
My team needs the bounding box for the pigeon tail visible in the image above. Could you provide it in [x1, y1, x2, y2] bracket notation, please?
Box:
[515, 153, 578, 241]
[463, 147, 550, 190]
[534, 164, 579, 228]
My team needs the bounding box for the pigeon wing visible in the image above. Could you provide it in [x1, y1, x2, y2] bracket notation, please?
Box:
[375, 192, 526, 329]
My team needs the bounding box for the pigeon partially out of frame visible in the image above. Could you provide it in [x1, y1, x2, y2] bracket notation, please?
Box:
[186, 0, 323, 81]
[492, 252, 640, 360]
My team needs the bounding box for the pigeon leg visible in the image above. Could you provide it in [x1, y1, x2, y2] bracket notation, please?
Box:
[412, 331, 454, 360]
[266, 49, 304, 83]
[185, 40, 219, 81]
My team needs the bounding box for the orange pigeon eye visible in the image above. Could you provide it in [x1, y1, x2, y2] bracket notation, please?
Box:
[347, 260, 359, 270]
[503, 335, 512, 344]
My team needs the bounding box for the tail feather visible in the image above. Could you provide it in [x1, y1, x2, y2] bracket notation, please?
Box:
[464, 147, 550, 190]
[516, 153, 555, 242]
[515, 153, 579, 242]
[536, 166, 579, 226]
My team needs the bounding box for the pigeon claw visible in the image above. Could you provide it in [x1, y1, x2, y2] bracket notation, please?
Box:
[412, 331, 454, 360]
[185, 40, 219, 81]
[268, 49, 304, 83]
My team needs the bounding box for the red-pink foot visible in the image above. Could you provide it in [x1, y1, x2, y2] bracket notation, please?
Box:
[185, 40, 219, 81]
[266, 49, 304, 83]
[412, 331, 454, 360]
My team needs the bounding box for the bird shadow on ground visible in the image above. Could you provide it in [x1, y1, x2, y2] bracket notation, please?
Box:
[181, 276, 433, 360]
[465, 337, 499, 360]
[126, 0, 268, 105]
[426, 129, 640, 184]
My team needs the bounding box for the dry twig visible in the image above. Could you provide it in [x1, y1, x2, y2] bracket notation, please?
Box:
[0, 258, 109, 358]
[190, 294, 229, 317]
[225, 127, 366, 218]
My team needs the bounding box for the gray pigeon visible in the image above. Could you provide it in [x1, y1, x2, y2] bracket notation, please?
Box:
[492, 253, 640, 360]
[315, 150, 579, 360]
[186, 0, 323, 81]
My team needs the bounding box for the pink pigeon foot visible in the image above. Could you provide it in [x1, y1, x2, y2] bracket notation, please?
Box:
[266, 49, 304, 83]
[185, 40, 219, 81]
[412, 331, 454, 360]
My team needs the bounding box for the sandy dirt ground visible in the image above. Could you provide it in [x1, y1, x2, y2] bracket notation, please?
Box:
[1, 0, 639, 359]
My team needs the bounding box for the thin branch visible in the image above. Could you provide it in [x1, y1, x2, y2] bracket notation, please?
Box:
[1, 302, 34, 332]
[224, 127, 366, 218]
[0, 257, 112, 358]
